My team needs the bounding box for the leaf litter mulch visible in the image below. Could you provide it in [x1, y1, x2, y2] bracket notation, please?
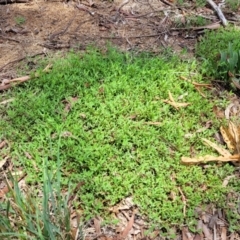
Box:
[1, 0, 240, 239]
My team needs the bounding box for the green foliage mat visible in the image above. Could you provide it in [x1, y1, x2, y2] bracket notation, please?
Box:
[195, 26, 240, 80]
[1, 48, 238, 232]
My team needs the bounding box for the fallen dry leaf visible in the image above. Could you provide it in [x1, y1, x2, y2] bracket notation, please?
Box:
[194, 86, 206, 98]
[169, 191, 177, 201]
[163, 91, 191, 110]
[79, 113, 86, 119]
[190, 145, 195, 158]
[202, 138, 231, 157]
[222, 175, 236, 187]
[42, 63, 52, 72]
[144, 122, 161, 126]
[0, 158, 8, 169]
[195, 220, 203, 240]
[212, 105, 225, 119]
[129, 115, 137, 120]
[182, 120, 240, 165]
[0, 172, 27, 198]
[208, 213, 218, 229]
[0, 185, 10, 198]
[0, 140, 8, 149]
[63, 97, 78, 114]
[179, 77, 212, 97]
[202, 223, 212, 240]
[181, 155, 240, 164]
[193, 234, 202, 240]
[71, 228, 78, 240]
[25, 152, 32, 159]
[220, 125, 237, 153]
[214, 132, 225, 145]
[182, 226, 193, 240]
[118, 212, 135, 239]
[196, 219, 203, 230]
[168, 91, 175, 102]
[220, 227, 227, 240]
[192, 82, 212, 88]
[225, 103, 235, 119]
[228, 121, 240, 148]
[94, 217, 102, 235]
[0, 161, 6, 170]
[149, 230, 159, 239]
[163, 99, 191, 109]
[196, 121, 212, 133]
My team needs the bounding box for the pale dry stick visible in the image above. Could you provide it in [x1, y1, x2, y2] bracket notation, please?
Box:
[170, 21, 221, 31]
[144, 122, 161, 126]
[180, 76, 213, 97]
[0, 62, 52, 91]
[1, 76, 30, 84]
[178, 187, 186, 217]
[192, 82, 212, 88]
[206, 0, 228, 26]
[0, 76, 31, 91]
[213, 224, 217, 240]
[0, 98, 14, 105]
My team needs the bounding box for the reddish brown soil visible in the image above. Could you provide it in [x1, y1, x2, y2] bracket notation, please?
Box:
[0, 0, 202, 77]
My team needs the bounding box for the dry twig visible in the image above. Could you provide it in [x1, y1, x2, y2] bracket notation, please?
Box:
[171, 22, 221, 31]
[206, 0, 228, 26]
[0, 76, 31, 91]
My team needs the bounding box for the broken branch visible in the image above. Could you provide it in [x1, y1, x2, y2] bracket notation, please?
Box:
[206, 0, 228, 26]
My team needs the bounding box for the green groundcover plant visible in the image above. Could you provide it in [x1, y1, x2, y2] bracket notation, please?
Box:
[195, 26, 240, 82]
[1, 47, 240, 234]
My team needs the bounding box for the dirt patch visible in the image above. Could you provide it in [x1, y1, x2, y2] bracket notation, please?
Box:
[0, 0, 201, 77]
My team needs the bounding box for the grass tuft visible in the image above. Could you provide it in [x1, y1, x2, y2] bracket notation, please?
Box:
[0, 155, 78, 239]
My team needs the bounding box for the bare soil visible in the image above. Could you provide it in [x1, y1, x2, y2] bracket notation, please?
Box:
[0, 0, 204, 77]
